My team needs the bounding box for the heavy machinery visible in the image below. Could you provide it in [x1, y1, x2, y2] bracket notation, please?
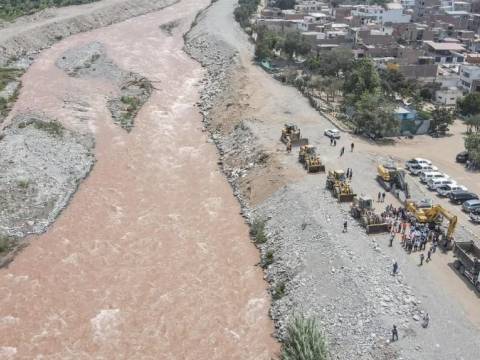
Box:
[298, 145, 325, 173]
[280, 124, 308, 146]
[350, 195, 389, 234]
[405, 201, 458, 248]
[326, 170, 356, 202]
[453, 241, 480, 292]
[377, 163, 410, 201]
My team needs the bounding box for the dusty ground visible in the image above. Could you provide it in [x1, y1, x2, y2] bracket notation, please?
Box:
[0, 0, 277, 358]
[187, 0, 480, 358]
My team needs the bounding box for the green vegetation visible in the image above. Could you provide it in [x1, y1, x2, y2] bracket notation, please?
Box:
[282, 314, 329, 360]
[0, 68, 23, 92]
[0, 1, 99, 21]
[430, 107, 454, 133]
[343, 59, 398, 137]
[457, 93, 480, 117]
[465, 132, 480, 166]
[250, 218, 267, 244]
[17, 179, 30, 189]
[34, 119, 64, 136]
[121, 95, 141, 112]
[234, 0, 261, 28]
[262, 249, 274, 268]
[0, 235, 14, 254]
[272, 281, 286, 300]
[465, 114, 480, 133]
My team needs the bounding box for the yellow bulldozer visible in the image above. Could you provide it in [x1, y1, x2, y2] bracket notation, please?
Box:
[326, 170, 356, 202]
[298, 145, 325, 173]
[406, 200, 458, 248]
[280, 124, 308, 146]
[351, 195, 389, 234]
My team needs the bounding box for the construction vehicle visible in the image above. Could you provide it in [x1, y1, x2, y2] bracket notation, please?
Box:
[377, 163, 410, 201]
[453, 241, 480, 292]
[350, 195, 389, 234]
[298, 145, 325, 173]
[280, 124, 308, 146]
[405, 201, 458, 248]
[326, 170, 356, 202]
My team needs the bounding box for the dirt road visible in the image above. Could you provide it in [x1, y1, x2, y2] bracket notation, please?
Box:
[0, 1, 277, 358]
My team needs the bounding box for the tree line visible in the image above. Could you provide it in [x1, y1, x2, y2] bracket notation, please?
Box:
[0, 0, 98, 20]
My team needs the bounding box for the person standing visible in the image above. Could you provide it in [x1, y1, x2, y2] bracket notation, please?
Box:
[330, 137, 333, 146]
[351, 142, 355, 152]
[389, 233, 395, 247]
[340, 146, 345, 157]
[427, 248, 432, 262]
[420, 253, 425, 266]
[333, 139, 337, 146]
[382, 192, 386, 202]
[343, 220, 348, 233]
[286, 140, 292, 153]
[349, 169, 353, 180]
[392, 261, 398, 275]
[392, 325, 399, 341]
[378, 192, 382, 202]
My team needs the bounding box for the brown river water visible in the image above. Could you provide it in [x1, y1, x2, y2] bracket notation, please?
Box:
[0, 1, 277, 358]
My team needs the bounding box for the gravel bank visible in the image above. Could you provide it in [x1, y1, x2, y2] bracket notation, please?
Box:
[0, 113, 94, 265]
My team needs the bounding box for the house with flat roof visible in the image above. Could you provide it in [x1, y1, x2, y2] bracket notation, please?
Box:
[423, 40, 466, 64]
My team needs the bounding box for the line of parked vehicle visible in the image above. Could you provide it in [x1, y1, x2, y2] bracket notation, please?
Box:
[405, 158, 480, 224]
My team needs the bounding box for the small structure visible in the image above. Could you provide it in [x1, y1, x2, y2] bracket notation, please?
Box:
[435, 86, 462, 106]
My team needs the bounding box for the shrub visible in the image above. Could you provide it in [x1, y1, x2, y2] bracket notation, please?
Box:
[262, 249, 274, 268]
[282, 314, 329, 360]
[250, 218, 267, 244]
[272, 281, 286, 300]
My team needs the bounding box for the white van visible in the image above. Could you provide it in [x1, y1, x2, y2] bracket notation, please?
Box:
[410, 163, 438, 176]
[420, 171, 445, 183]
[427, 178, 456, 191]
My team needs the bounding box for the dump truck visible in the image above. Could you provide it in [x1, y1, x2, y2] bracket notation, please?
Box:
[280, 124, 308, 146]
[377, 163, 409, 201]
[298, 145, 325, 173]
[326, 170, 356, 202]
[453, 240, 480, 292]
[351, 195, 389, 234]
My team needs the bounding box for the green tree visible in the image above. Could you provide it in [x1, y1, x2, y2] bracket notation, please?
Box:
[464, 132, 480, 165]
[464, 114, 480, 133]
[306, 48, 353, 78]
[352, 92, 399, 137]
[343, 58, 381, 105]
[283, 31, 311, 59]
[275, 0, 296, 9]
[430, 107, 454, 133]
[457, 93, 480, 117]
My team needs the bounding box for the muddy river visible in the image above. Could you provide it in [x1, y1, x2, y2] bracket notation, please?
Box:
[0, 1, 277, 358]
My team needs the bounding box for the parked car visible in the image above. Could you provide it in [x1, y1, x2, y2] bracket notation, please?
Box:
[470, 208, 480, 223]
[410, 164, 439, 176]
[462, 199, 480, 213]
[420, 171, 447, 184]
[405, 158, 432, 170]
[449, 191, 479, 205]
[427, 178, 456, 191]
[437, 184, 468, 197]
[456, 151, 469, 163]
[324, 129, 340, 139]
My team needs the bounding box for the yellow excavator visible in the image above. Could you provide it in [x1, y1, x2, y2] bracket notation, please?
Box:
[326, 170, 356, 202]
[298, 145, 325, 173]
[406, 200, 458, 246]
[377, 163, 409, 201]
[281, 124, 308, 146]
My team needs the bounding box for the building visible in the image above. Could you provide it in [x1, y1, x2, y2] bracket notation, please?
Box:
[423, 40, 466, 64]
[351, 3, 411, 25]
[414, 0, 441, 21]
[435, 86, 463, 105]
[459, 64, 480, 92]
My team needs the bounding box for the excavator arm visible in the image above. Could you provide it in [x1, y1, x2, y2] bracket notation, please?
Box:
[424, 205, 458, 239]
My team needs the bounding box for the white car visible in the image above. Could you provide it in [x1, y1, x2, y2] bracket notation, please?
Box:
[420, 171, 448, 183]
[437, 184, 468, 197]
[410, 164, 439, 176]
[324, 129, 341, 139]
[405, 158, 432, 170]
[427, 178, 456, 191]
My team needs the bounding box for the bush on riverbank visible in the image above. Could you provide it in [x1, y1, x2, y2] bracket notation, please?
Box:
[282, 315, 329, 360]
[234, 0, 261, 28]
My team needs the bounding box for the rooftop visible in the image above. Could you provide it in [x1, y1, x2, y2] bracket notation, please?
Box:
[386, 3, 403, 10]
[423, 41, 466, 51]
